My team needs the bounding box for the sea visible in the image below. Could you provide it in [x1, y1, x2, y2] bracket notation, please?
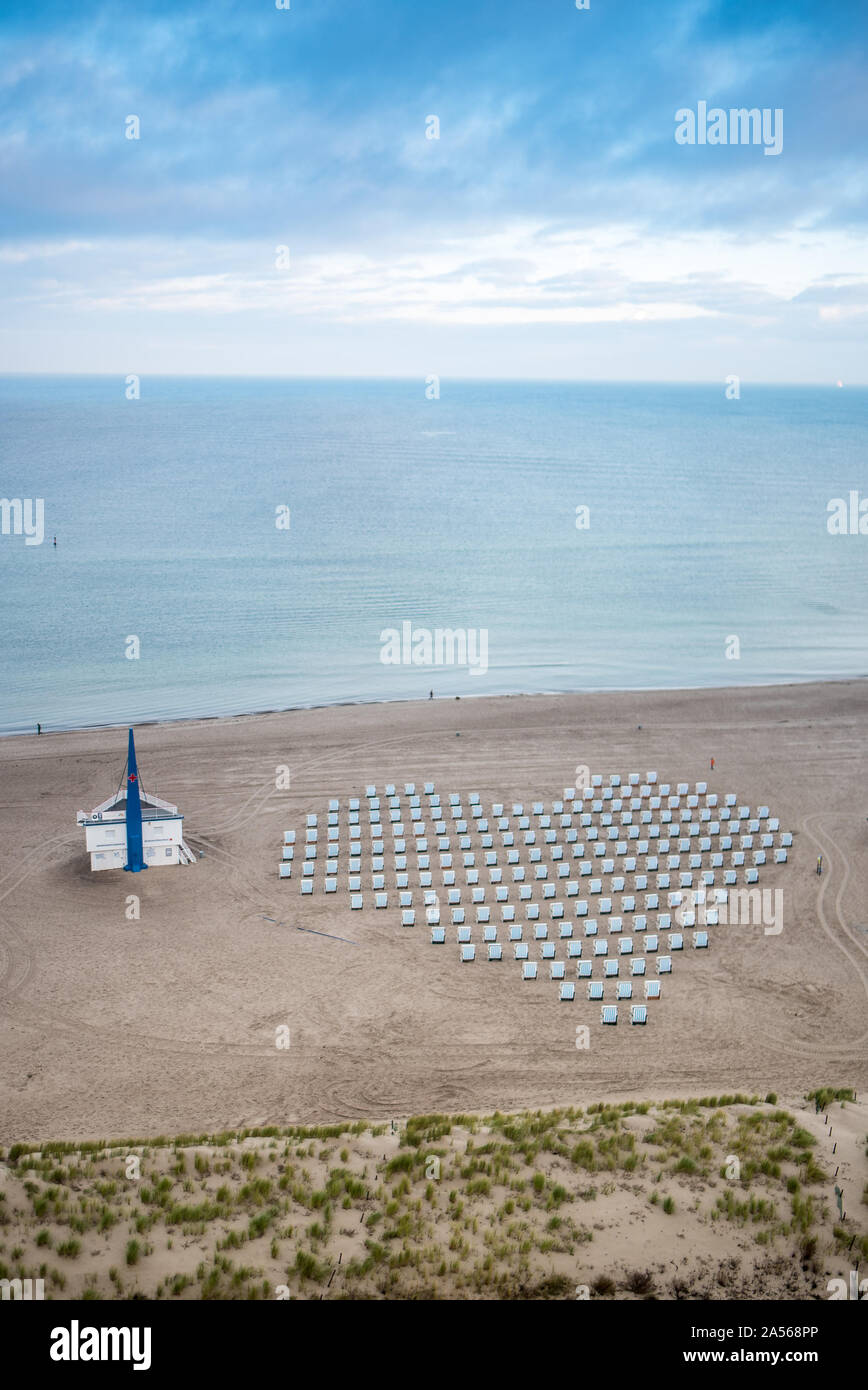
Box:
[0, 375, 865, 736]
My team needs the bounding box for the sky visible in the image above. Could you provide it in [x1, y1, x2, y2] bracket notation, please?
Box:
[0, 0, 866, 381]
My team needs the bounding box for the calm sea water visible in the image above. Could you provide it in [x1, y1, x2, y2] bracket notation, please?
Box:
[0, 376, 865, 736]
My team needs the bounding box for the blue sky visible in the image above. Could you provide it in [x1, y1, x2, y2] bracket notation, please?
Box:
[1, 0, 866, 379]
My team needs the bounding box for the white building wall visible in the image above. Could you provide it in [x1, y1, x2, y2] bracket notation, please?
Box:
[85, 816, 125, 871]
[142, 817, 183, 866]
[86, 816, 184, 870]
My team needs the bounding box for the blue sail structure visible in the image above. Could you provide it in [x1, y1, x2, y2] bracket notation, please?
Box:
[123, 727, 147, 872]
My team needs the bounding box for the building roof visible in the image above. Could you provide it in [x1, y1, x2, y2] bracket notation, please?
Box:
[77, 786, 180, 827]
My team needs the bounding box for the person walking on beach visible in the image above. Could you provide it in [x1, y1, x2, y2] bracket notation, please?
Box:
[817, 854, 823, 876]
[710, 757, 714, 770]
[37, 722, 42, 735]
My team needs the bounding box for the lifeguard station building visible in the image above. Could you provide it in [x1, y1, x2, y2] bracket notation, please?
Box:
[76, 728, 195, 871]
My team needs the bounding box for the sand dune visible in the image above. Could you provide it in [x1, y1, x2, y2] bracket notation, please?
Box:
[1, 1095, 863, 1300]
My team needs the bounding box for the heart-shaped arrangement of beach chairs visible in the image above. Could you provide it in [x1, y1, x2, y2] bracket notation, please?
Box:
[279, 774, 793, 1028]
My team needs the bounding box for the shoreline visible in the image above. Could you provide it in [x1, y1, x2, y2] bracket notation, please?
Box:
[3, 672, 866, 744]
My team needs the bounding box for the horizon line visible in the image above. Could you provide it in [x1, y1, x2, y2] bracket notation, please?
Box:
[0, 371, 863, 388]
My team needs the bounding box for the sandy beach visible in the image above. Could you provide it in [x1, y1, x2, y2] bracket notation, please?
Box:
[1, 680, 866, 1146]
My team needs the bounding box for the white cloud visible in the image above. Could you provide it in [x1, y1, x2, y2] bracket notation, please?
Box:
[0, 239, 95, 263]
[4, 222, 867, 330]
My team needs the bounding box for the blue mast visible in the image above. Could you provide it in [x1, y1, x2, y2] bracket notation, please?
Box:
[123, 727, 147, 872]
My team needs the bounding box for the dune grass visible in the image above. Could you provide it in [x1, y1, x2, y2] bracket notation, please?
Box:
[0, 1091, 862, 1299]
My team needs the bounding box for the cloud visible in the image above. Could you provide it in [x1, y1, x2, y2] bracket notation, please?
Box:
[1, 0, 867, 375]
[4, 223, 866, 338]
[2, 0, 867, 244]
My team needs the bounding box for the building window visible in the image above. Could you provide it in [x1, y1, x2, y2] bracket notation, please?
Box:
[166, 847, 173, 857]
